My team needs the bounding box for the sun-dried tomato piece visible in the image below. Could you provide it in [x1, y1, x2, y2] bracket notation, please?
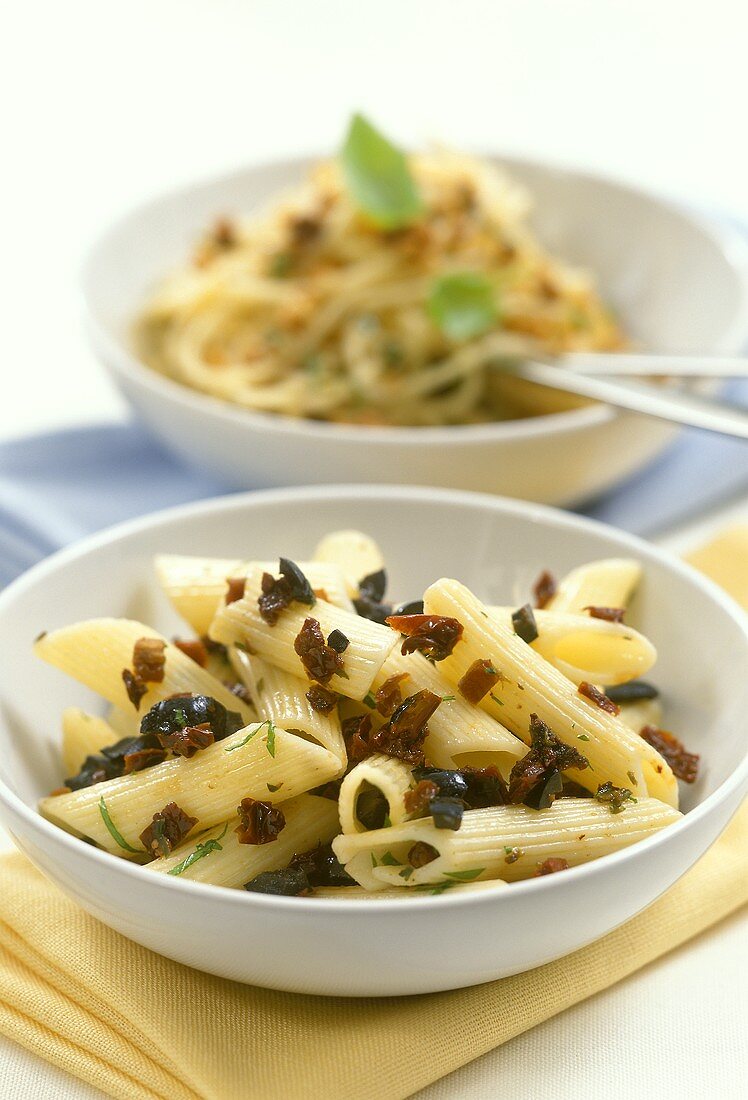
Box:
[584, 606, 626, 623]
[578, 681, 620, 716]
[158, 722, 215, 758]
[385, 614, 464, 661]
[305, 684, 339, 714]
[132, 637, 166, 683]
[408, 841, 439, 868]
[535, 857, 569, 876]
[294, 617, 344, 683]
[123, 746, 168, 773]
[173, 638, 208, 667]
[235, 797, 286, 844]
[375, 672, 410, 716]
[640, 725, 699, 783]
[122, 668, 148, 710]
[225, 576, 246, 605]
[508, 713, 589, 806]
[458, 659, 501, 704]
[532, 570, 557, 610]
[342, 714, 375, 763]
[139, 802, 197, 857]
[403, 779, 439, 814]
[370, 689, 441, 764]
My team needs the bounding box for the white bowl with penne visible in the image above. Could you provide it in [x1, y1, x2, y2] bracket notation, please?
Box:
[0, 486, 746, 996]
[82, 138, 748, 506]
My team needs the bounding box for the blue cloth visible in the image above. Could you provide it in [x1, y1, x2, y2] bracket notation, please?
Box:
[1, 395, 747, 589]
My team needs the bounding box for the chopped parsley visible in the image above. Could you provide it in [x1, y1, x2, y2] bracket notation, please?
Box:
[98, 797, 142, 854]
[167, 823, 229, 876]
[224, 719, 272, 753]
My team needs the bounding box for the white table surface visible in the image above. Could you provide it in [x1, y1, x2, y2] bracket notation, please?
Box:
[1, 1, 746, 1096]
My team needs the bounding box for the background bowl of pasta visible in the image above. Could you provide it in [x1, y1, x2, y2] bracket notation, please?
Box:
[0, 485, 746, 996]
[82, 117, 748, 505]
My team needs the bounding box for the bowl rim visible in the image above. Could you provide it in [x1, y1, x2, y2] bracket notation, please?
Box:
[0, 484, 746, 914]
[81, 151, 748, 449]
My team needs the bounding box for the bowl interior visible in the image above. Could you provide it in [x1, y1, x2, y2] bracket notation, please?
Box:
[83, 155, 748, 367]
[0, 488, 746, 822]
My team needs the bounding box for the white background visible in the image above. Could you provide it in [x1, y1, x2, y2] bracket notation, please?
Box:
[0, 2, 746, 1097]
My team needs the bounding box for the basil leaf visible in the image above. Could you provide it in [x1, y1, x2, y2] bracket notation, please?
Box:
[98, 796, 141, 854]
[427, 273, 497, 341]
[340, 113, 423, 229]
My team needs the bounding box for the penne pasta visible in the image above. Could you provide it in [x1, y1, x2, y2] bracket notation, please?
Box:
[231, 650, 346, 762]
[155, 554, 354, 635]
[487, 607, 657, 686]
[338, 754, 414, 834]
[40, 723, 341, 858]
[61, 708, 119, 777]
[210, 566, 397, 700]
[372, 649, 525, 777]
[147, 794, 340, 887]
[545, 558, 642, 614]
[332, 797, 682, 889]
[34, 619, 255, 726]
[423, 578, 677, 806]
[312, 879, 508, 900]
[618, 696, 663, 733]
[312, 529, 385, 597]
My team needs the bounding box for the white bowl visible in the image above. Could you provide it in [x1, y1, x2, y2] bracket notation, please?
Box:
[82, 157, 748, 506]
[0, 486, 746, 997]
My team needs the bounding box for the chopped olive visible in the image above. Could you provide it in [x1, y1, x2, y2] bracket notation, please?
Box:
[140, 695, 243, 743]
[278, 558, 316, 605]
[430, 796, 464, 831]
[244, 868, 309, 895]
[524, 768, 563, 809]
[412, 766, 469, 801]
[290, 843, 355, 887]
[511, 604, 539, 644]
[605, 680, 659, 704]
[64, 752, 121, 792]
[393, 599, 424, 616]
[359, 569, 387, 602]
[327, 629, 350, 653]
[355, 786, 389, 830]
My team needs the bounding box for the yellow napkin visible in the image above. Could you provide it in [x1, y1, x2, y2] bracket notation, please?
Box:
[0, 527, 746, 1100]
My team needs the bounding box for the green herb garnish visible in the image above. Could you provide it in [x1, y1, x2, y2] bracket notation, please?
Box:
[379, 850, 400, 866]
[340, 113, 423, 229]
[427, 272, 497, 342]
[270, 252, 293, 278]
[489, 693, 504, 706]
[224, 719, 271, 753]
[443, 868, 484, 881]
[98, 797, 142, 854]
[441, 695, 455, 702]
[383, 814, 392, 829]
[577, 733, 590, 742]
[267, 781, 283, 793]
[399, 866, 415, 880]
[167, 823, 229, 876]
[362, 692, 377, 709]
[265, 722, 276, 758]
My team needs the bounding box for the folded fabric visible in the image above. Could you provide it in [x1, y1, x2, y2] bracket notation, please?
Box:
[0, 803, 742, 1100]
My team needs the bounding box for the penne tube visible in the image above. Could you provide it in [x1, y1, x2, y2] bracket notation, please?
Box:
[155, 554, 354, 635]
[423, 579, 677, 806]
[338, 754, 414, 834]
[105, 705, 140, 738]
[372, 649, 525, 777]
[231, 650, 346, 762]
[34, 619, 255, 726]
[487, 607, 656, 687]
[40, 723, 341, 858]
[545, 558, 642, 614]
[332, 797, 681, 889]
[147, 794, 340, 887]
[618, 696, 663, 733]
[62, 709, 119, 777]
[312, 529, 385, 597]
[209, 566, 397, 701]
